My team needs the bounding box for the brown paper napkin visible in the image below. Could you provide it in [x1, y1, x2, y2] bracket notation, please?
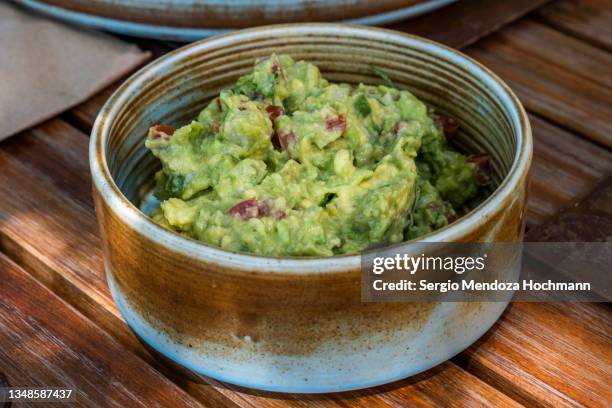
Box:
[0, 2, 151, 140]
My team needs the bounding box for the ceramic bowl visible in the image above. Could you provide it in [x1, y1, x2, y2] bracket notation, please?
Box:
[15, 0, 456, 40]
[89, 24, 532, 393]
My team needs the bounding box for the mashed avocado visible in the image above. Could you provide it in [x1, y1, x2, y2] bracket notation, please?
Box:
[145, 54, 489, 256]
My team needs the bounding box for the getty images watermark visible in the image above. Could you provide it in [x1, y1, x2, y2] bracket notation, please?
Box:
[361, 242, 611, 302]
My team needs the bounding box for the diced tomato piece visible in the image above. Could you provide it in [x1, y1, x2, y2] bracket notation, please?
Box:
[468, 153, 491, 185]
[229, 198, 259, 220]
[155, 124, 175, 135]
[434, 114, 460, 138]
[265, 105, 284, 122]
[468, 153, 491, 168]
[149, 124, 175, 141]
[275, 209, 286, 220]
[325, 113, 346, 133]
[228, 198, 276, 220]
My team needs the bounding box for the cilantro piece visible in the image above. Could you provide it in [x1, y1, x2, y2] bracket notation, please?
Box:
[353, 94, 372, 117]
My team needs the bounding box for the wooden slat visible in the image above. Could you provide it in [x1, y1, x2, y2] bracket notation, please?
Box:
[0, 119, 93, 207]
[466, 20, 612, 148]
[527, 115, 612, 226]
[391, 0, 553, 48]
[0, 119, 523, 407]
[494, 19, 612, 88]
[527, 175, 612, 242]
[458, 302, 612, 408]
[0, 253, 202, 407]
[535, 0, 612, 52]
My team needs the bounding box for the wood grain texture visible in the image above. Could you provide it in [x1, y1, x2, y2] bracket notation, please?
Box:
[527, 175, 612, 242]
[527, 115, 612, 226]
[492, 19, 612, 89]
[0, 253, 202, 408]
[390, 0, 553, 48]
[0, 119, 522, 407]
[466, 20, 612, 148]
[0, 120, 132, 349]
[535, 0, 612, 51]
[457, 302, 612, 408]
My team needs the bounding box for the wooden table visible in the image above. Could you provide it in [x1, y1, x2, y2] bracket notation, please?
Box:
[1, 0, 611, 406]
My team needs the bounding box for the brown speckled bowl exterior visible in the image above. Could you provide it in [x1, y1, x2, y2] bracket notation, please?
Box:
[90, 24, 532, 393]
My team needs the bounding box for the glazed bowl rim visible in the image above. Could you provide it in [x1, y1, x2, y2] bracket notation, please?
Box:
[89, 23, 532, 274]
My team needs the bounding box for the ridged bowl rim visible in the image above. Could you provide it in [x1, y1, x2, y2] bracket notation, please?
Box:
[89, 23, 532, 274]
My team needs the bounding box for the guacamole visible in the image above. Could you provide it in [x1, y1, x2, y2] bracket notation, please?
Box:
[145, 54, 489, 256]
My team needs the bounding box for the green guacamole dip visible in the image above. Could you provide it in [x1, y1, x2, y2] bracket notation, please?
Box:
[145, 54, 489, 256]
